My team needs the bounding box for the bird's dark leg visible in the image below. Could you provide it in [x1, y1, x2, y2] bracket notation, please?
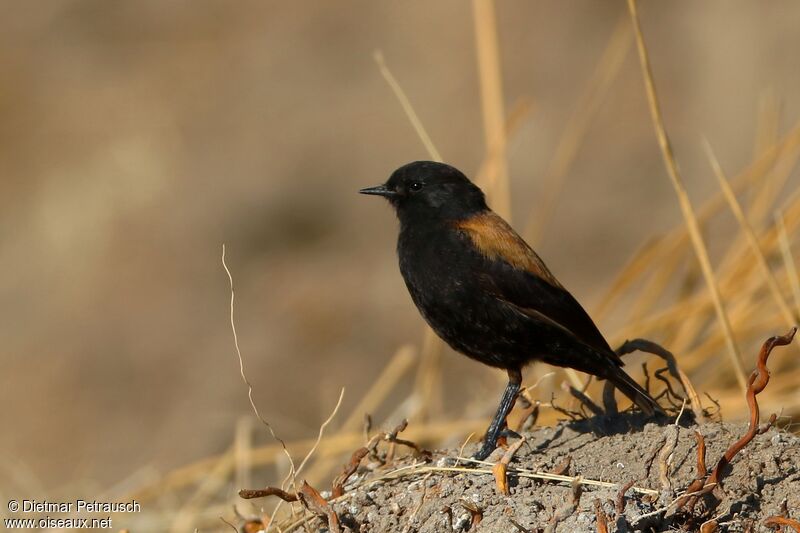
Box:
[473, 367, 522, 461]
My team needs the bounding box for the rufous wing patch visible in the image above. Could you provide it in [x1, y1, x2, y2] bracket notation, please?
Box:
[455, 212, 563, 288]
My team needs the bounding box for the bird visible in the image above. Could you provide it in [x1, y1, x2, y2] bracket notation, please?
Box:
[360, 161, 664, 460]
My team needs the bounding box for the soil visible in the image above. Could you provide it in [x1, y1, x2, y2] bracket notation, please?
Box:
[307, 414, 799, 533]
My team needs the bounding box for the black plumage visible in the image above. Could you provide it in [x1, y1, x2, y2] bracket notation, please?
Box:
[361, 161, 663, 460]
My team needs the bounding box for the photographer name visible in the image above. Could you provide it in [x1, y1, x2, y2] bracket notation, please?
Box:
[20, 500, 140, 513]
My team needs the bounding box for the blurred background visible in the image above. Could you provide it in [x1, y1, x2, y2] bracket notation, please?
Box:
[2, 0, 800, 512]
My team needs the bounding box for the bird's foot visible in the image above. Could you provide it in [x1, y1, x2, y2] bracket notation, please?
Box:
[472, 441, 496, 461]
[472, 428, 524, 461]
[499, 428, 523, 441]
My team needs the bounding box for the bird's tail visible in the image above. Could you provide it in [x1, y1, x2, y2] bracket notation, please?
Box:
[605, 365, 665, 417]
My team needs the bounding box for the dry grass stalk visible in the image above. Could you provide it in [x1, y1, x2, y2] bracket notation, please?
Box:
[526, 13, 631, 245]
[705, 141, 797, 328]
[373, 50, 442, 163]
[626, 0, 747, 390]
[373, 50, 450, 423]
[472, 0, 511, 218]
[776, 212, 800, 317]
[303, 345, 417, 483]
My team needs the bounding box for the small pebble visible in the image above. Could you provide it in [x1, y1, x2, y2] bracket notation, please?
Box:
[437, 456, 458, 467]
[771, 433, 787, 446]
[452, 511, 472, 531]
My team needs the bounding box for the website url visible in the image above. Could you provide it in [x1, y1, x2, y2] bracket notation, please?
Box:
[4, 516, 112, 529]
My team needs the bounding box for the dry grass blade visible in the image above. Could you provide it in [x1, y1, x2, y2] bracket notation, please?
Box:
[304, 345, 416, 483]
[626, 0, 747, 390]
[411, 328, 445, 422]
[373, 50, 449, 422]
[472, 0, 510, 218]
[453, 458, 658, 496]
[748, 130, 798, 227]
[776, 211, 800, 318]
[526, 13, 631, 244]
[341, 345, 416, 433]
[704, 140, 797, 328]
[264, 388, 344, 531]
[235, 417, 253, 493]
[169, 445, 236, 533]
[373, 50, 442, 162]
[293, 388, 346, 478]
[753, 88, 780, 161]
[593, 236, 663, 320]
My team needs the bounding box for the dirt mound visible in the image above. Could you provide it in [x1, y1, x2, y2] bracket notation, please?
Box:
[247, 414, 799, 532]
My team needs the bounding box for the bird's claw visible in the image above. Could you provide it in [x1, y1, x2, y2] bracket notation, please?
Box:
[472, 428, 524, 461]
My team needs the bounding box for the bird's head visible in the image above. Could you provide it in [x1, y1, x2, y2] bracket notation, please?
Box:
[359, 161, 487, 222]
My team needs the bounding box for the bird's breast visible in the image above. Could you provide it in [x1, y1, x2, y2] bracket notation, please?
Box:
[397, 226, 491, 328]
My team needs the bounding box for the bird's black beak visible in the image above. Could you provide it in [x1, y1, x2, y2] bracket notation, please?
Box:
[359, 184, 397, 198]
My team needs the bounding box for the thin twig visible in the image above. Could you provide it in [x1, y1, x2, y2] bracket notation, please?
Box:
[223, 244, 300, 531]
[616, 338, 703, 419]
[294, 388, 346, 478]
[331, 447, 369, 498]
[693, 431, 707, 479]
[492, 436, 527, 494]
[222, 245, 294, 465]
[546, 479, 582, 533]
[706, 328, 796, 487]
[763, 516, 800, 532]
[676, 328, 796, 514]
[616, 480, 635, 515]
[594, 499, 609, 533]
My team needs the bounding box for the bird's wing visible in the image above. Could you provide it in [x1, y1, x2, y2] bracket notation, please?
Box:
[455, 211, 564, 288]
[454, 211, 618, 360]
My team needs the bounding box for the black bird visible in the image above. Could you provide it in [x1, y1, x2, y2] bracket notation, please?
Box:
[360, 161, 663, 460]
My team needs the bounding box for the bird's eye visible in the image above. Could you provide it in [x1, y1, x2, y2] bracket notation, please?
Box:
[408, 182, 424, 192]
